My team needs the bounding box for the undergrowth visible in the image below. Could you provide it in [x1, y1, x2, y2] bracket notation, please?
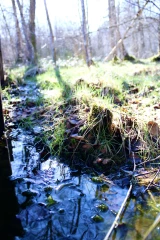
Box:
[3, 59, 160, 170]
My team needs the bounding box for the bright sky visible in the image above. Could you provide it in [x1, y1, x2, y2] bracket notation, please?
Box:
[0, 0, 108, 31]
[36, 0, 108, 31]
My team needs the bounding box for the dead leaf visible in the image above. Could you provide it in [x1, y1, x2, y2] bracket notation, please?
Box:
[153, 104, 160, 109]
[69, 119, 80, 125]
[129, 87, 139, 94]
[102, 159, 112, 165]
[130, 99, 140, 104]
[82, 144, 92, 149]
[69, 119, 84, 126]
[70, 134, 85, 140]
[95, 158, 103, 163]
[148, 121, 160, 137]
[100, 148, 107, 154]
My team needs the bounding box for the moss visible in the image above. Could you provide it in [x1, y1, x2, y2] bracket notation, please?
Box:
[47, 196, 57, 206]
[97, 203, 108, 212]
[91, 214, 104, 222]
[150, 54, 160, 62]
[111, 56, 120, 64]
[123, 54, 136, 62]
[91, 176, 104, 183]
[88, 103, 113, 133]
[101, 184, 109, 192]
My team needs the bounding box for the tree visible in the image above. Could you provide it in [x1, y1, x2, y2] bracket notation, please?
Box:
[158, 14, 160, 53]
[108, 0, 117, 58]
[29, 0, 37, 62]
[43, 0, 56, 66]
[116, 1, 128, 59]
[0, 4, 15, 59]
[16, 0, 35, 64]
[0, 38, 5, 137]
[11, 0, 22, 63]
[137, 0, 145, 58]
[80, 0, 92, 67]
[108, 0, 127, 60]
[104, 0, 150, 61]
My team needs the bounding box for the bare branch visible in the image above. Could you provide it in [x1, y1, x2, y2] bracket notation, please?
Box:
[104, 0, 150, 61]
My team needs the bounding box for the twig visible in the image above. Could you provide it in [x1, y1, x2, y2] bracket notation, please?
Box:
[136, 155, 160, 166]
[103, 152, 136, 240]
[144, 168, 160, 193]
[143, 213, 160, 240]
[134, 169, 158, 177]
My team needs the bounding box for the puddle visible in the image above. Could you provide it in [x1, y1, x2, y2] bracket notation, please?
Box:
[3, 130, 158, 240]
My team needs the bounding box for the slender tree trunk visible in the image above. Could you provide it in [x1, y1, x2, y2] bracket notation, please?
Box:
[43, 0, 56, 66]
[29, 0, 37, 62]
[85, 0, 92, 62]
[0, 4, 15, 59]
[108, 0, 117, 58]
[108, 0, 127, 60]
[158, 14, 160, 53]
[80, 0, 92, 67]
[11, 0, 22, 63]
[116, 2, 128, 59]
[16, 0, 35, 64]
[0, 38, 5, 137]
[137, 0, 145, 58]
[104, 0, 150, 61]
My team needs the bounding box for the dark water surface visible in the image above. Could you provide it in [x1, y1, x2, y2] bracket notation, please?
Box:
[0, 128, 159, 240]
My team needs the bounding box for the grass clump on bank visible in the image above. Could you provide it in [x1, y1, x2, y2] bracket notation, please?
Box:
[3, 59, 160, 173]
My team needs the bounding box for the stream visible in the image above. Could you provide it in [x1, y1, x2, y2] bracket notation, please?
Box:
[1, 81, 160, 240]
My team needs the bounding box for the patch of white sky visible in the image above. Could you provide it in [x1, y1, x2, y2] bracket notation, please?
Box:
[1, 0, 108, 32]
[36, 0, 108, 31]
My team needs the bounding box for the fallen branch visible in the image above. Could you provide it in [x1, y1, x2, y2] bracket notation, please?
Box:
[144, 168, 160, 193]
[103, 152, 136, 240]
[137, 155, 160, 166]
[104, 0, 150, 61]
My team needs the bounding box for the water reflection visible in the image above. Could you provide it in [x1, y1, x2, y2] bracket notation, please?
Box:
[8, 129, 160, 240]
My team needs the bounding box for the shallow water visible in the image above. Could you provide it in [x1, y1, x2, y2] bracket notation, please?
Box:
[1, 80, 159, 240]
[0, 129, 158, 240]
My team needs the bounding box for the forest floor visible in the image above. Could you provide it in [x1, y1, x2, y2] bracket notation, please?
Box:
[2, 59, 160, 184]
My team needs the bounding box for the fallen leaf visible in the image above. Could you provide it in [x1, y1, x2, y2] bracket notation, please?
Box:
[153, 104, 160, 109]
[69, 119, 80, 125]
[102, 159, 112, 165]
[129, 88, 139, 94]
[148, 121, 160, 137]
[95, 158, 103, 163]
[82, 144, 92, 149]
[70, 134, 85, 140]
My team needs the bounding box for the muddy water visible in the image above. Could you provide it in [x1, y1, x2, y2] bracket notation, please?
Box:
[2, 129, 157, 240]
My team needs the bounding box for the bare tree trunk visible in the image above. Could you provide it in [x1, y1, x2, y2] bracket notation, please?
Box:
[137, 0, 145, 58]
[158, 14, 160, 53]
[108, 0, 117, 58]
[104, 0, 150, 61]
[116, 2, 128, 59]
[43, 0, 56, 66]
[0, 4, 15, 58]
[85, 0, 92, 62]
[11, 0, 22, 63]
[0, 38, 5, 137]
[80, 0, 92, 67]
[16, 0, 35, 64]
[29, 0, 37, 62]
[108, 0, 128, 60]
